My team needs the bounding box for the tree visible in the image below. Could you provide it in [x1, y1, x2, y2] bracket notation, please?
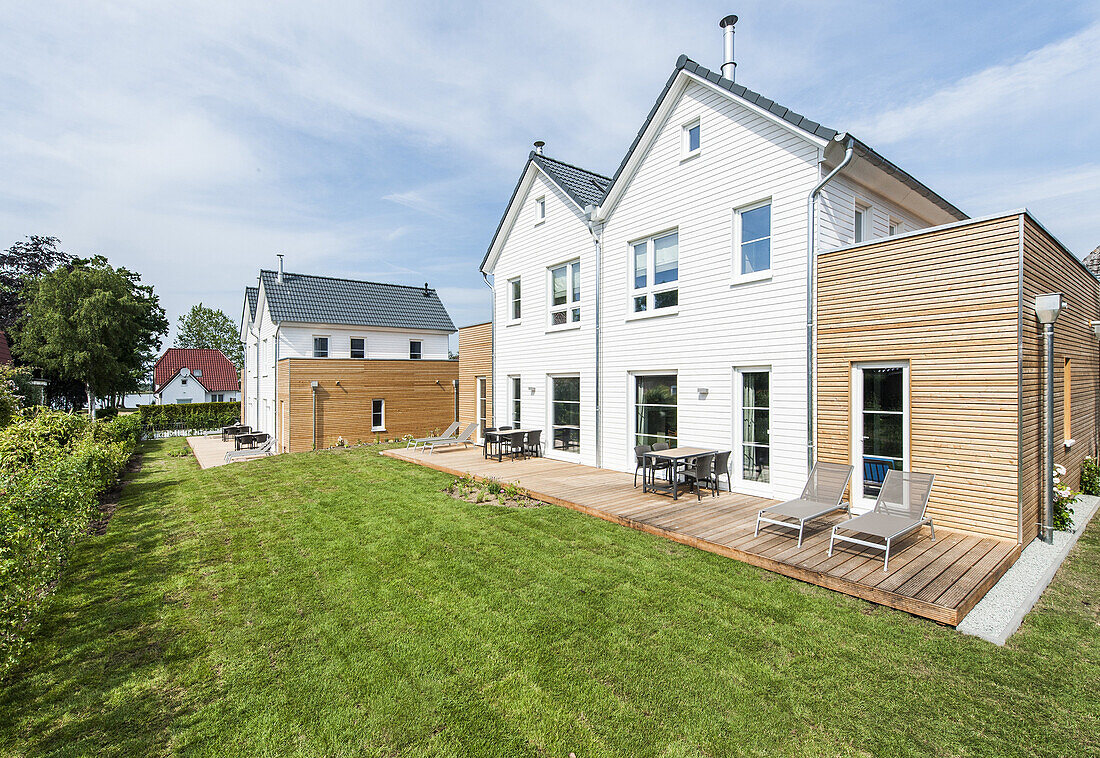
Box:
[13, 256, 168, 419]
[174, 303, 243, 369]
[0, 236, 73, 329]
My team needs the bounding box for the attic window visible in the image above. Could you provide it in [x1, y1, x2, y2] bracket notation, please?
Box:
[193, 369, 202, 377]
[535, 197, 546, 224]
[681, 119, 701, 159]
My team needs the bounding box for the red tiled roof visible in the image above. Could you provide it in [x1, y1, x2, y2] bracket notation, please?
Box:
[0, 331, 10, 366]
[154, 348, 239, 393]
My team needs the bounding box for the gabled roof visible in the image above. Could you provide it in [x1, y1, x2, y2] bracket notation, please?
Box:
[258, 270, 455, 332]
[245, 286, 258, 322]
[1083, 244, 1100, 279]
[603, 55, 966, 222]
[479, 151, 610, 273]
[154, 348, 239, 393]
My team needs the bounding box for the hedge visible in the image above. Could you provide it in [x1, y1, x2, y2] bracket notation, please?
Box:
[0, 410, 142, 676]
[138, 401, 240, 431]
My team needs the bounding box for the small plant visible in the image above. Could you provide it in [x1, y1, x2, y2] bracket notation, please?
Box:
[486, 479, 503, 495]
[1053, 464, 1077, 532]
[1081, 456, 1100, 496]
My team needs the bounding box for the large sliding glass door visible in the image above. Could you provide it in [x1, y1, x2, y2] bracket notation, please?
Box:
[852, 363, 908, 510]
[635, 375, 677, 447]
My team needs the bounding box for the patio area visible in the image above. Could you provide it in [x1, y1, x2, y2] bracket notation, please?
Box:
[384, 445, 1022, 625]
[186, 434, 273, 469]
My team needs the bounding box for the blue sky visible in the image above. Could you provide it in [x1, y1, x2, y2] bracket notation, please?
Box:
[2, 1, 1099, 343]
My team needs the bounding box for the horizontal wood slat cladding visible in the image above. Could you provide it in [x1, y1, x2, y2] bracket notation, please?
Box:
[278, 358, 457, 453]
[458, 322, 492, 433]
[817, 216, 1023, 540]
[1020, 216, 1100, 543]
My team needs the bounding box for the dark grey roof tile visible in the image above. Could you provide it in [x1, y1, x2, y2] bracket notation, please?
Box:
[245, 286, 258, 322]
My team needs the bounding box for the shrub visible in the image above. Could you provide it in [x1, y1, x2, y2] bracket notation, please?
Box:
[137, 401, 240, 431]
[0, 409, 138, 675]
[1081, 456, 1100, 496]
[1052, 464, 1076, 532]
[94, 406, 119, 421]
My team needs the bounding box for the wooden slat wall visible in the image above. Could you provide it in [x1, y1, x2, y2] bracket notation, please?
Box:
[277, 362, 290, 453]
[817, 216, 1023, 540]
[278, 358, 458, 453]
[1020, 216, 1100, 543]
[458, 322, 492, 433]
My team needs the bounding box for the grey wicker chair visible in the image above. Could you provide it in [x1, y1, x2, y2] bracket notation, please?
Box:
[681, 453, 717, 501]
[634, 444, 651, 488]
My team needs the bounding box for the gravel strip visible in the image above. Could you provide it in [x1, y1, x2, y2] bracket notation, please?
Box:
[957, 494, 1100, 645]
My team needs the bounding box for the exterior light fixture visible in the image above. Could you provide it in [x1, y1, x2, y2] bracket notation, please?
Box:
[1035, 294, 1063, 544]
[1090, 320, 1100, 340]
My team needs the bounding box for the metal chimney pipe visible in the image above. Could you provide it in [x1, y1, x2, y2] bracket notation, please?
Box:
[276, 253, 285, 283]
[720, 15, 738, 81]
[533, 140, 545, 155]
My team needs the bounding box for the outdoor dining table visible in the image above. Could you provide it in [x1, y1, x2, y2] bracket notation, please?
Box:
[234, 432, 267, 451]
[482, 428, 541, 462]
[643, 447, 721, 500]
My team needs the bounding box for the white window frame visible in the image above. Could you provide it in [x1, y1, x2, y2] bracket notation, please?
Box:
[681, 117, 701, 160]
[313, 336, 329, 358]
[262, 338, 269, 377]
[633, 372, 678, 449]
[409, 340, 422, 360]
[535, 196, 546, 225]
[350, 337, 366, 359]
[854, 201, 872, 244]
[371, 398, 385, 432]
[508, 277, 522, 323]
[850, 361, 910, 513]
[510, 375, 522, 427]
[548, 373, 581, 456]
[888, 218, 902, 236]
[733, 366, 772, 496]
[476, 376, 487, 443]
[629, 229, 679, 318]
[547, 258, 581, 330]
[732, 198, 773, 284]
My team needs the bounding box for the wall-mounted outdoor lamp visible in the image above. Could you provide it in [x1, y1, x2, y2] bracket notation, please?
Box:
[1035, 293, 1062, 544]
[697, 388, 709, 398]
[529, 386, 536, 395]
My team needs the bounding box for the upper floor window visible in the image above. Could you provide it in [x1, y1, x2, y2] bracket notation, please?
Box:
[409, 340, 422, 360]
[313, 337, 329, 358]
[735, 201, 771, 278]
[535, 196, 546, 224]
[181, 378, 187, 386]
[509, 277, 522, 321]
[681, 118, 701, 159]
[350, 337, 365, 358]
[888, 218, 902, 236]
[854, 202, 871, 243]
[632, 231, 678, 313]
[549, 260, 580, 327]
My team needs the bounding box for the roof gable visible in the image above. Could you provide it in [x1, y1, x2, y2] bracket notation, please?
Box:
[258, 270, 456, 332]
[154, 348, 240, 393]
[480, 153, 610, 274]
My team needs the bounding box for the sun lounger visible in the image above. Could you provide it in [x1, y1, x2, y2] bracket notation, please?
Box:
[828, 470, 936, 571]
[755, 462, 854, 547]
[406, 421, 461, 449]
[223, 436, 274, 463]
[424, 422, 477, 455]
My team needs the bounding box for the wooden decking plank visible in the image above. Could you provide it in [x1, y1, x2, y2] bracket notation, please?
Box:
[910, 539, 997, 604]
[934, 540, 1018, 609]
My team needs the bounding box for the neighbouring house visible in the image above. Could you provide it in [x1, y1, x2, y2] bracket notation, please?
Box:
[470, 19, 1100, 550]
[153, 348, 241, 405]
[239, 263, 458, 453]
[1083, 244, 1100, 278]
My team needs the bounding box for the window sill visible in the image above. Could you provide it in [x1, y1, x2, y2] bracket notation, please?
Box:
[506, 319, 523, 327]
[545, 323, 582, 334]
[1065, 438, 1076, 449]
[625, 308, 678, 322]
[534, 219, 545, 227]
[371, 427, 386, 433]
[680, 150, 701, 163]
[730, 270, 772, 287]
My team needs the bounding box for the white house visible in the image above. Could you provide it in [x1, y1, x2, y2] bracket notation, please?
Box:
[480, 24, 965, 503]
[239, 264, 457, 451]
[153, 348, 241, 405]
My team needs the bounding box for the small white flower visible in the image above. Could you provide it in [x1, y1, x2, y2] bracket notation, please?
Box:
[1054, 464, 1067, 476]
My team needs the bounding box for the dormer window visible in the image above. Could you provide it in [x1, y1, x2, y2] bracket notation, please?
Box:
[681, 118, 701, 159]
[535, 196, 546, 224]
[193, 369, 202, 378]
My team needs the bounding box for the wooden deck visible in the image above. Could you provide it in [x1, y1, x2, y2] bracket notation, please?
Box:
[384, 446, 1022, 626]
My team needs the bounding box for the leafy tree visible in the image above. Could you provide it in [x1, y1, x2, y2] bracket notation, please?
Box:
[13, 256, 168, 418]
[174, 302, 243, 369]
[0, 236, 73, 329]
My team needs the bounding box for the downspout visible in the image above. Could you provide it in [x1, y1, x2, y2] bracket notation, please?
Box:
[274, 324, 280, 448]
[806, 135, 855, 473]
[482, 271, 494, 428]
[585, 205, 603, 468]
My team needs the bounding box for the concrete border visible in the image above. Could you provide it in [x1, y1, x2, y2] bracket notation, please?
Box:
[958, 494, 1099, 645]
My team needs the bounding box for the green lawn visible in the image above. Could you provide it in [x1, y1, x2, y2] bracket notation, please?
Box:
[1, 439, 1098, 757]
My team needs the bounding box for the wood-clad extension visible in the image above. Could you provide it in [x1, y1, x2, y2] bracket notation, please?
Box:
[458, 322, 492, 434]
[817, 211, 1100, 544]
[384, 446, 1019, 625]
[1020, 215, 1100, 542]
[277, 358, 457, 453]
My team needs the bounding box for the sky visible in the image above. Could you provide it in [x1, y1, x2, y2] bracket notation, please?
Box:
[2, 0, 1099, 347]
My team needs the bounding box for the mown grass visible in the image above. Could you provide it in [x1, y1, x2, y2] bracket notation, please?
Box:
[1, 438, 1097, 757]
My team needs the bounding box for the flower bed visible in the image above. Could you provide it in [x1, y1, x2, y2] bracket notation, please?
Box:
[443, 474, 541, 508]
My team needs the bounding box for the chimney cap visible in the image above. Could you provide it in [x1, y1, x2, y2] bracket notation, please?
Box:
[533, 140, 545, 155]
[719, 14, 738, 28]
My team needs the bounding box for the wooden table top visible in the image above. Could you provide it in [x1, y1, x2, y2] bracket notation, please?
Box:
[646, 447, 721, 460]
